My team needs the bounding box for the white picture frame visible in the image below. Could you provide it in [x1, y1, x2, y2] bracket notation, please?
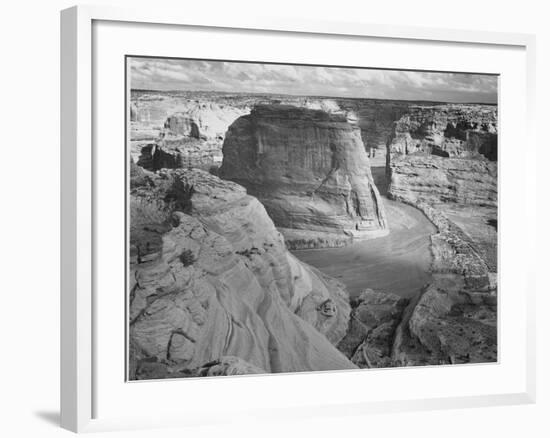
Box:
[60, 4, 537, 433]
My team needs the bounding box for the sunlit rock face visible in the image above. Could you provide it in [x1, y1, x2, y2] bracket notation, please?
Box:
[389, 155, 497, 207]
[387, 104, 498, 160]
[129, 169, 356, 379]
[219, 105, 388, 249]
[164, 102, 248, 141]
[129, 93, 249, 169]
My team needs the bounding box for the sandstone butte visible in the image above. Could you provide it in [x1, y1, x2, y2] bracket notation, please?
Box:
[219, 104, 389, 249]
[129, 167, 356, 379]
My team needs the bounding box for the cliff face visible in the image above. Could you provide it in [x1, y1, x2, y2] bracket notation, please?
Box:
[219, 105, 388, 249]
[387, 104, 497, 160]
[130, 95, 248, 169]
[136, 138, 222, 172]
[129, 169, 355, 379]
[164, 102, 247, 141]
[381, 104, 498, 367]
[389, 155, 498, 207]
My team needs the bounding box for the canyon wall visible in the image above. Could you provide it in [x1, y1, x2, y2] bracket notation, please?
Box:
[389, 155, 498, 207]
[130, 92, 249, 169]
[219, 104, 388, 249]
[387, 104, 497, 160]
[129, 168, 356, 379]
[379, 104, 498, 367]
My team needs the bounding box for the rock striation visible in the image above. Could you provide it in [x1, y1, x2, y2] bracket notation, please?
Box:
[129, 168, 356, 379]
[219, 105, 388, 249]
[130, 93, 248, 169]
[164, 102, 247, 141]
[387, 104, 497, 160]
[136, 137, 222, 172]
[389, 155, 497, 207]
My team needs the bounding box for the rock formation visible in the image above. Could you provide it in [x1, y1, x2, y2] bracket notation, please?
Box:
[136, 138, 222, 172]
[129, 90, 499, 371]
[337, 290, 409, 368]
[164, 102, 247, 141]
[334, 201, 497, 368]
[389, 155, 497, 207]
[130, 92, 249, 169]
[387, 104, 497, 160]
[129, 168, 356, 379]
[219, 105, 388, 249]
[384, 118, 498, 366]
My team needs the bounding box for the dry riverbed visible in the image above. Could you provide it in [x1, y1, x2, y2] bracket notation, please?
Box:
[292, 197, 436, 299]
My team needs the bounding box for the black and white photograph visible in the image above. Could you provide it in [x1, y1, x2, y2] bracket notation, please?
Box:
[127, 57, 498, 380]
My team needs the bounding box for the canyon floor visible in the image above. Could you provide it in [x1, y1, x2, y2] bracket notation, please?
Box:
[292, 159, 436, 299]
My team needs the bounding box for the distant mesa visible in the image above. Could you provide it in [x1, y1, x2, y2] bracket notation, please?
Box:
[164, 102, 247, 141]
[219, 104, 389, 249]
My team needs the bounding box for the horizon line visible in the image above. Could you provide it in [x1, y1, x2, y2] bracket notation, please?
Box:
[129, 88, 498, 106]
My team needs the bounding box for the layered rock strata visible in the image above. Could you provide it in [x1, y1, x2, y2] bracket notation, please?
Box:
[136, 138, 222, 172]
[388, 155, 497, 207]
[219, 105, 388, 249]
[129, 168, 356, 379]
[164, 102, 247, 141]
[387, 104, 497, 161]
[130, 95, 248, 169]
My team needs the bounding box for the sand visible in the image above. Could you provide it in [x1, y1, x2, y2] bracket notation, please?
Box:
[292, 197, 436, 299]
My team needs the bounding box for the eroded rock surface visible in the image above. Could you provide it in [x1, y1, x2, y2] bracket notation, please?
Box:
[387, 105, 497, 160]
[136, 138, 222, 172]
[219, 105, 388, 249]
[164, 102, 247, 141]
[129, 169, 355, 379]
[130, 93, 249, 169]
[338, 290, 409, 368]
[389, 155, 497, 207]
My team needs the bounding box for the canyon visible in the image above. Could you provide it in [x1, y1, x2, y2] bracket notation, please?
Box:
[129, 90, 498, 377]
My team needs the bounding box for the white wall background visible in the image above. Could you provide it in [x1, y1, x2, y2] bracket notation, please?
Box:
[0, 0, 546, 436]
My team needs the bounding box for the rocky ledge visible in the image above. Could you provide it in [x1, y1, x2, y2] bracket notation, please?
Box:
[219, 104, 388, 249]
[129, 167, 356, 379]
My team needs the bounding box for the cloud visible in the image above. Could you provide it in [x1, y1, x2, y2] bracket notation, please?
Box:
[129, 58, 497, 104]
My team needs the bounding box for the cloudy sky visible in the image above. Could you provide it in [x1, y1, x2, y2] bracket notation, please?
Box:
[129, 57, 497, 104]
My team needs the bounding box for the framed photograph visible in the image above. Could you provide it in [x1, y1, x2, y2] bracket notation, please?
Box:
[61, 5, 536, 433]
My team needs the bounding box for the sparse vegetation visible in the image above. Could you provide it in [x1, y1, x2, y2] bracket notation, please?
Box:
[179, 249, 196, 267]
